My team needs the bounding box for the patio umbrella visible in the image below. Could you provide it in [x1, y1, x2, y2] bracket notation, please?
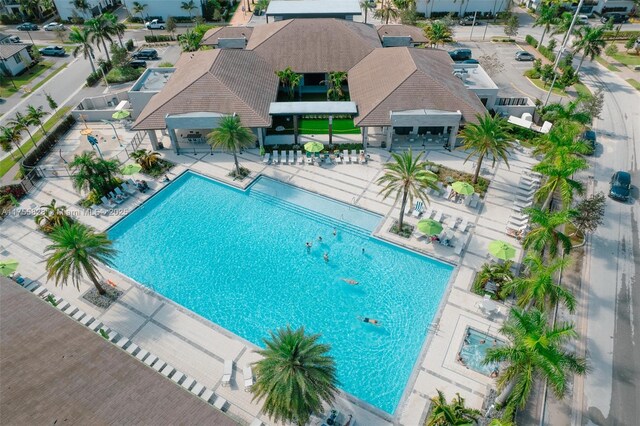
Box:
[452, 181, 475, 196]
[417, 219, 443, 236]
[0, 259, 19, 277]
[120, 163, 142, 175]
[112, 110, 131, 120]
[488, 240, 516, 260]
[80, 128, 93, 135]
[303, 141, 324, 153]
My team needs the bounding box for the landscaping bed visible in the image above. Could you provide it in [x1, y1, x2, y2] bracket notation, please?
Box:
[105, 66, 144, 84]
[0, 61, 54, 98]
[390, 222, 414, 238]
[426, 162, 490, 197]
[140, 158, 175, 178]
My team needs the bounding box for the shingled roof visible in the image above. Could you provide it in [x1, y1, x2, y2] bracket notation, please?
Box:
[200, 26, 254, 47]
[348, 47, 487, 127]
[246, 18, 381, 73]
[0, 43, 28, 60]
[376, 24, 428, 44]
[133, 49, 278, 130]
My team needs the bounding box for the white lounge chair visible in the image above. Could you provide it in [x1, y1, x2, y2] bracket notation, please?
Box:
[351, 151, 358, 163]
[305, 153, 313, 164]
[214, 395, 227, 411]
[335, 153, 342, 164]
[243, 365, 254, 391]
[262, 153, 270, 163]
[413, 200, 424, 217]
[443, 186, 453, 200]
[289, 150, 296, 164]
[344, 150, 351, 163]
[295, 150, 301, 164]
[459, 217, 469, 233]
[221, 360, 233, 386]
[272, 151, 279, 164]
[423, 207, 434, 219]
[433, 210, 443, 222]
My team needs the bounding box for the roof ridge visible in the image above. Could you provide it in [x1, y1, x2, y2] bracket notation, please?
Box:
[248, 19, 292, 50]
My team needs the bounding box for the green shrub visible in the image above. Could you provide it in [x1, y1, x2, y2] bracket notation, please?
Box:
[128, 16, 144, 23]
[144, 34, 176, 43]
[86, 61, 112, 86]
[158, 62, 174, 67]
[524, 68, 541, 79]
[0, 13, 21, 24]
[525, 34, 538, 48]
[105, 66, 143, 84]
[602, 30, 640, 40]
[172, 15, 195, 23]
[538, 45, 556, 62]
[125, 39, 134, 51]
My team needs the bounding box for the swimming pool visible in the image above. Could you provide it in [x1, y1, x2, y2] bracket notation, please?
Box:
[459, 328, 503, 376]
[108, 172, 453, 414]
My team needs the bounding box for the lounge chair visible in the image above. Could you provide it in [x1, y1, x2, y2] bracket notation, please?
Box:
[459, 217, 469, 232]
[468, 194, 478, 209]
[122, 183, 136, 196]
[262, 153, 270, 164]
[272, 151, 279, 164]
[335, 152, 342, 164]
[433, 210, 443, 222]
[313, 152, 321, 165]
[351, 151, 358, 163]
[288, 150, 295, 165]
[344, 149, 351, 163]
[514, 199, 533, 209]
[109, 192, 123, 204]
[423, 207, 434, 219]
[436, 181, 445, 195]
[114, 187, 129, 199]
[101, 196, 116, 208]
[297, 150, 304, 164]
[221, 360, 233, 386]
[450, 217, 461, 230]
[243, 365, 254, 391]
[412, 200, 424, 217]
[306, 152, 313, 164]
[214, 395, 227, 411]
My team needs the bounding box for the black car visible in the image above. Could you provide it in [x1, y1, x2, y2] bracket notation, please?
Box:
[600, 13, 629, 24]
[132, 49, 158, 60]
[609, 171, 631, 202]
[17, 22, 38, 31]
[581, 130, 596, 155]
[459, 16, 480, 26]
[448, 49, 472, 62]
[128, 59, 147, 69]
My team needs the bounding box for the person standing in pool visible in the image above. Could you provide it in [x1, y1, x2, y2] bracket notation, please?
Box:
[305, 242, 312, 253]
[333, 228, 337, 236]
[323, 252, 329, 262]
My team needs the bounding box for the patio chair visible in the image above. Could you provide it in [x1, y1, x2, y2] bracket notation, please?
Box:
[412, 200, 424, 217]
[335, 152, 342, 164]
[122, 183, 136, 196]
[243, 365, 254, 391]
[306, 152, 313, 164]
[433, 210, 443, 222]
[114, 187, 129, 199]
[101, 196, 116, 208]
[351, 151, 359, 163]
[343, 149, 351, 163]
[459, 217, 469, 233]
[288, 150, 295, 165]
[272, 151, 279, 164]
[214, 395, 228, 411]
[221, 360, 233, 386]
[262, 153, 270, 164]
[109, 191, 124, 204]
[297, 150, 304, 164]
[443, 186, 453, 200]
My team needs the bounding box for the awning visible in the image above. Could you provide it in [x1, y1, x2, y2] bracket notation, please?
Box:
[269, 101, 357, 116]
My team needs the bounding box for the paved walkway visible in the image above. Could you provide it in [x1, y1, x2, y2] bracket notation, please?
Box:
[0, 127, 543, 425]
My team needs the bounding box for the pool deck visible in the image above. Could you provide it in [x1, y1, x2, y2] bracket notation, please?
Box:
[0, 128, 540, 425]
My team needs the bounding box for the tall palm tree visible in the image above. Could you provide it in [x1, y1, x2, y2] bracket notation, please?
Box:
[0, 126, 25, 159]
[45, 222, 117, 295]
[104, 13, 126, 48]
[539, 99, 592, 127]
[275, 67, 301, 100]
[69, 151, 119, 197]
[251, 325, 338, 426]
[35, 199, 70, 233]
[533, 4, 559, 48]
[501, 252, 575, 312]
[485, 308, 587, 417]
[374, 0, 399, 24]
[130, 149, 160, 171]
[572, 25, 606, 74]
[181, 0, 197, 21]
[423, 20, 453, 48]
[552, 11, 574, 45]
[69, 26, 96, 73]
[87, 15, 116, 63]
[207, 115, 257, 177]
[427, 390, 481, 426]
[9, 112, 38, 148]
[19, 0, 41, 20]
[360, 0, 375, 23]
[533, 123, 590, 162]
[132, 1, 148, 22]
[376, 149, 438, 231]
[533, 156, 588, 210]
[26, 105, 49, 138]
[523, 207, 575, 258]
[459, 113, 512, 184]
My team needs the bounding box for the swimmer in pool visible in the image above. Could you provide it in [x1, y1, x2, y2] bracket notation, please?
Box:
[357, 316, 381, 326]
[341, 278, 359, 285]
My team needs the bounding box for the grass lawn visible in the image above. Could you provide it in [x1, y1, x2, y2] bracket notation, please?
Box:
[627, 78, 640, 91]
[105, 66, 143, 84]
[595, 56, 620, 72]
[527, 77, 567, 96]
[574, 82, 592, 98]
[267, 116, 360, 135]
[0, 61, 54, 98]
[21, 63, 68, 98]
[610, 52, 640, 67]
[0, 106, 71, 178]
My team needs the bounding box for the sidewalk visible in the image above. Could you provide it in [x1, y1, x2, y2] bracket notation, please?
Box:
[228, 1, 254, 26]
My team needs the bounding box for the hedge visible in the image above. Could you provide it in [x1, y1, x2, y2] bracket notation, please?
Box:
[125, 39, 135, 51]
[172, 16, 196, 23]
[144, 35, 176, 43]
[21, 115, 77, 169]
[538, 45, 556, 62]
[0, 13, 21, 24]
[86, 62, 112, 87]
[602, 30, 640, 40]
[526, 34, 538, 48]
[105, 66, 143, 84]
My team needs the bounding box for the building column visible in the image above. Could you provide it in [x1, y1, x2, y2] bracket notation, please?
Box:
[448, 124, 459, 151]
[386, 126, 393, 151]
[147, 130, 159, 150]
[168, 127, 180, 154]
[293, 115, 299, 145]
[257, 128, 264, 149]
[361, 126, 368, 154]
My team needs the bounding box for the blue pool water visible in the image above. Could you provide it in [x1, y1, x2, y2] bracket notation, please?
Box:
[460, 328, 503, 376]
[108, 172, 453, 414]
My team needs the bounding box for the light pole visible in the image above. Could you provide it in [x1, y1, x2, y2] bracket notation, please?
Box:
[469, 11, 478, 40]
[101, 119, 122, 147]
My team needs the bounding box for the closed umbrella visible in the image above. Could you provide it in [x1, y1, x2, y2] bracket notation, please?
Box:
[452, 181, 475, 196]
[303, 141, 324, 153]
[121, 163, 142, 175]
[112, 110, 131, 120]
[417, 219, 443, 236]
[0, 259, 19, 277]
[488, 240, 516, 260]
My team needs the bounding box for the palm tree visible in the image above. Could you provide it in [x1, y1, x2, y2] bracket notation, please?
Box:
[45, 222, 117, 295]
[87, 15, 116, 63]
[18, 0, 41, 20]
[533, 123, 590, 162]
[181, 0, 197, 21]
[485, 308, 587, 417]
[473, 260, 514, 295]
[0, 126, 25, 159]
[132, 1, 148, 22]
[275, 67, 301, 100]
[423, 20, 453, 48]
[104, 13, 127, 48]
[501, 252, 575, 312]
[426, 390, 481, 426]
[130, 149, 160, 171]
[251, 325, 338, 426]
[26, 105, 49, 138]
[376, 149, 438, 231]
[572, 25, 606, 74]
[459, 113, 512, 184]
[35, 199, 70, 233]
[533, 4, 559, 48]
[69, 151, 120, 197]
[552, 11, 574, 45]
[70, 0, 91, 18]
[360, 0, 375, 23]
[539, 99, 592, 127]
[533, 156, 588, 210]
[178, 29, 201, 52]
[207, 115, 257, 177]
[325, 71, 348, 101]
[69, 26, 96, 73]
[374, 0, 399, 24]
[523, 207, 575, 258]
[9, 112, 38, 148]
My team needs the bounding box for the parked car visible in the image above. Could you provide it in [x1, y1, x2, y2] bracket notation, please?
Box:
[459, 16, 481, 26]
[609, 171, 631, 202]
[43, 22, 65, 31]
[128, 59, 147, 69]
[16, 22, 38, 31]
[39, 46, 65, 57]
[448, 49, 472, 62]
[515, 51, 535, 61]
[462, 58, 479, 64]
[577, 14, 590, 24]
[580, 130, 596, 155]
[131, 49, 159, 60]
[600, 13, 629, 24]
[8, 35, 21, 43]
[145, 19, 165, 30]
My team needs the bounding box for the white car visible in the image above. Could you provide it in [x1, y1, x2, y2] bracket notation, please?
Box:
[43, 22, 65, 31]
[144, 19, 165, 30]
[577, 15, 590, 24]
